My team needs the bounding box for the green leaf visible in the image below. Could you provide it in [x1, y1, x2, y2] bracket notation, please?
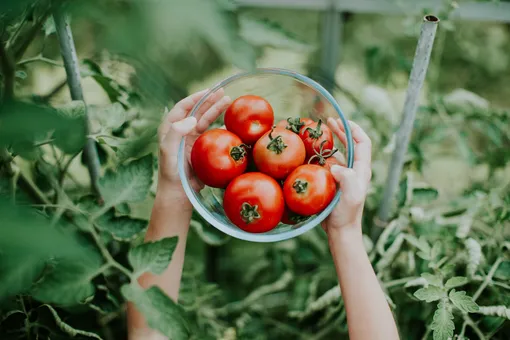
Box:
[431, 300, 455, 340]
[190, 220, 230, 246]
[98, 154, 154, 208]
[412, 187, 439, 204]
[115, 129, 158, 163]
[32, 248, 104, 306]
[43, 17, 56, 36]
[89, 285, 120, 315]
[0, 255, 45, 300]
[53, 100, 88, 154]
[121, 284, 189, 339]
[238, 14, 310, 51]
[89, 102, 127, 131]
[128, 237, 178, 278]
[421, 273, 442, 287]
[445, 277, 469, 289]
[414, 286, 446, 303]
[449, 290, 479, 313]
[40, 304, 103, 339]
[0, 199, 94, 300]
[96, 210, 147, 241]
[494, 261, 510, 281]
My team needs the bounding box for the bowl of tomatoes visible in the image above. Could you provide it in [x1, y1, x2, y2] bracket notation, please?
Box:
[178, 68, 354, 242]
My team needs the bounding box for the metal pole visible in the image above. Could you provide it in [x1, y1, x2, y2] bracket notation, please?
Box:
[377, 15, 439, 223]
[319, 5, 343, 92]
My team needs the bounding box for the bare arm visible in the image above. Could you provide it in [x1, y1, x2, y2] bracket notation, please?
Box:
[127, 89, 231, 340]
[324, 119, 400, 340]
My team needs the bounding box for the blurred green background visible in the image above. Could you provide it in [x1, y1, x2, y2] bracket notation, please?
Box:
[1, 0, 509, 339]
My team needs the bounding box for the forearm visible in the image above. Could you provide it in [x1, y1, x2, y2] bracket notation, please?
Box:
[329, 227, 399, 340]
[127, 187, 192, 338]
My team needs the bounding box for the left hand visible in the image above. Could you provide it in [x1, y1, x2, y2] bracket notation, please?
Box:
[157, 88, 232, 205]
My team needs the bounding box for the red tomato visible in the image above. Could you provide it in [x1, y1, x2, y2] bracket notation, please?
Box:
[281, 207, 309, 225]
[191, 129, 248, 188]
[223, 172, 284, 233]
[276, 117, 314, 134]
[224, 95, 274, 145]
[283, 164, 337, 216]
[299, 119, 334, 159]
[253, 127, 306, 180]
[310, 156, 343, 172]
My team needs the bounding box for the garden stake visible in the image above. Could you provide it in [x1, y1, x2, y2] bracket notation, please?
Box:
[377, 15, 439, 225]
[53, 9, 103, 200]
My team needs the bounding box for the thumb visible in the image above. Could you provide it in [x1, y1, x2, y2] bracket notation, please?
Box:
[330, 165, 358, 196]
[162, 116, 197, 154]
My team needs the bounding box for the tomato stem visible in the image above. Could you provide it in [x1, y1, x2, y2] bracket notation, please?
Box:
[267, 128, 287, 154]
[305, 119, 324, 140]
[288, 211, 309, 223]
[285, 117, 305, 134]
[292, 179, 308, 193]
[240, 202, 261, 224]
[230, 144, 249, 161]
[308, 140, 338, 165]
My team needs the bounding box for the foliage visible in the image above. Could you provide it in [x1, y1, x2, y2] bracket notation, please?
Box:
[1, 1, 509, 340]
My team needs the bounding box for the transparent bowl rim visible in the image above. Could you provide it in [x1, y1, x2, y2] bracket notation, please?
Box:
[178, 67, 354, 243]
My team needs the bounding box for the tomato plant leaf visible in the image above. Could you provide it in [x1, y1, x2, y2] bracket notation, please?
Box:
[445, 277, 468, 289]
[98, 154, 154, 209]
[421, 273, 442, 287]
[40, 304, 103, 339]
[0, 255, 45, 301]
[115, 129, 158, 163]
[32, 249, 104, 306]
[128, 237, 178, 278]
[96, 211, 147, 242]
[121, 284, 190, 339]
[414, 286, 446, 303]
[53, 100, 88, 154]
[412, 187, 439, 204]
[89, 102, 127, 132]
[449, 290, 479, 313]
[431, 300, 455, 340]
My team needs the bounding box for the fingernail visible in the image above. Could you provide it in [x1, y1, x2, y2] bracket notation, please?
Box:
[172, 116, 197, 133]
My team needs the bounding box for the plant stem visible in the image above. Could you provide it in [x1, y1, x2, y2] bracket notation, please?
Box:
[473, 256, 503, 301]
[17, 55, 64, 68]
[53, 9, 102, 199]
[0, 40, 15, 100]
[89, 222, 133, 279]
[384, 276, 419, 289]
[464, 315, 486, 340]
[377, 15, 439, 223]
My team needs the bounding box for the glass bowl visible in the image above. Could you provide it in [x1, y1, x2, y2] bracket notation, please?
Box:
[178, 68, 354, 242]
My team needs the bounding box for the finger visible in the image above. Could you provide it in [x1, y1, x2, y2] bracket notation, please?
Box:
[330, 165, 364, 205]
[327, 117, 348, 148]
[336, 119, 371, 144]
[196, 96, 232, 133]
[158, 89, 208, 142]
[161, 116, 197, 157]
[194, 88, 225, 121]
[346, 121, 372, 176]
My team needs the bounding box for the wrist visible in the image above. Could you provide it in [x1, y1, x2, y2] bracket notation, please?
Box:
[327, 224, 363, 245]
[154, 181, 192, 212]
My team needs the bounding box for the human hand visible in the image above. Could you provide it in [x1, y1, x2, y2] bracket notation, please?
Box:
[157, 88, 232, 205]
[321, 118, 372, 239]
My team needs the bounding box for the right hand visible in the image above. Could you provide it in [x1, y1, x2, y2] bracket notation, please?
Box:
[321, 118, 373, 238]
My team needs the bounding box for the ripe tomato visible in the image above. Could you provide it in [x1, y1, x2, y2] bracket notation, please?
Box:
[253, 127, 306, 180]
[283, 164, 337, 216]
[224, 95, 274, 145]
[281, 206, 309, 225]
[191, 129, 248, 188]
[276, 117, 314, 134]
[223, 172, 284, 233]
[299, 119, 334, 159]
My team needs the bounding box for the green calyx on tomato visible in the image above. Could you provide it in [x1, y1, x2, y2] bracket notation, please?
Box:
[292, 179, 308, 193]
[308, 140, 338, 165]
[240, 202, 261, 223]
[305, 119, 324, 139]
[230, 144, 249, 161]
[285, 117, 306, 134]
[266, 129, 287, 154]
